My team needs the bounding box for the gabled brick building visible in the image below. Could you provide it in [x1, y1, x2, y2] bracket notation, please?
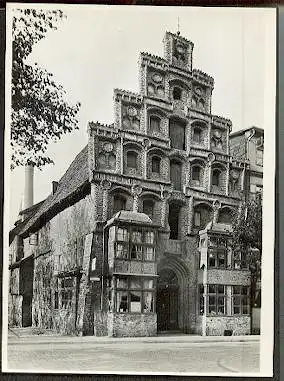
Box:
[9, 31, 260, 337]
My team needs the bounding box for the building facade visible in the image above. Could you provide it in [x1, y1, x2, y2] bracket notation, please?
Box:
[9, 32, 261, 337]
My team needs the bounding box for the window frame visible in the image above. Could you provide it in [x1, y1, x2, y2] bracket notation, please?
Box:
[149, 115, 161, 134]
[192, 127, 202, 144]
[212, 168, 221, 187]
[115, 276, 156, 314]
[126, 150, 138, 169]
[173, 86, 182, 101]
[114, 225, 156, 262]
[207, 284, 226, 316]
[232, 286, 250, 315]
[151, 156, 161, 174]
[192, 165, 201, 182]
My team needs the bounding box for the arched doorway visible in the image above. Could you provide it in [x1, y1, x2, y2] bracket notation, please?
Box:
[157, 269, 179, 332]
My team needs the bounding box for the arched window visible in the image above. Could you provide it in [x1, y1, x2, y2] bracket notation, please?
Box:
[126, 151, 138, 169]
[170, 160, 182, 190]
[113, 195, 126, 215]
[149, 116, 161, 133]
[143, 199, 154, 219]
[152, 156, 161, 174]
[192, 127, 201, 143]
[173, 87, 182, 100]
[193, 204, 213, 230]
[212, 169, 221, 187]
[192, 166, 201, 181]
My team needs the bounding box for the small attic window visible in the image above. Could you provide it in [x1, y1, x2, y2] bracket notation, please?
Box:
[173, 87, 182, 100]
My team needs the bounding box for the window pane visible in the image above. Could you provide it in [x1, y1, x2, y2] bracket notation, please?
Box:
[145, 231, 154, 244]
[127, 152, 138, 168]
[242, 306, 249, 315]
[208, 285, 216, 294]
[143, 279, 154, 289]
[143, 292, 154, 313]
[130, 291, 142, 312]
[117, 228, 128, 241]
[242, 286, 248, 295]
[193, 128, 201, 143]
[218, 285, 225, 294]
[194, 211, 201, 227]
[131, 245, 143, 260]
[117, 291, 128, 312]
[143, 201, 154, 219]
[234, 306, 240, 314]
[234, 296, 241, 305]
[144, 247, 155, 261]
[209, 305, 216, 314]
[117, 278, 128, 289]
[192, 166, 200, 180]
[152, 157, 161, 173]
[116, 243, 128, 259]
[209, 295, 216, 305]
[233, 286, 241, 295]
[130, 278, 142, 289]
[132, 231, 142, 243]
[150, 116, 161, 133]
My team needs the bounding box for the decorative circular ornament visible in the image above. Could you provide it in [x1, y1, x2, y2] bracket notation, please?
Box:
[103, 142, 113, 153]
[195, 86, 203, 96]
[147, 85, 155, 95]
[207, 152, 215, 162]
[128, 106, 137, 117]
[176, 43, 185, 54]
[152, 72, 163, 83]
[213, 129, 222, 139]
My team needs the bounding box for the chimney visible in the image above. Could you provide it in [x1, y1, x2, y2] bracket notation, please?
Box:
[23, 165, 34, 210]
[52, 181, 58, 195]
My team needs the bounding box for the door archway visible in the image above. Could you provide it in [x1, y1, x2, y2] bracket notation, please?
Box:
[157, 269, 179, 331]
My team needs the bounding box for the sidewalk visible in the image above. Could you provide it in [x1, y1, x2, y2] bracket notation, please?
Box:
[7, 327, 260, 345]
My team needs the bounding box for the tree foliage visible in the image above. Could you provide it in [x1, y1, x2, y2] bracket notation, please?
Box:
[11, 8, 81, 169]
[232, 196, 262, 305]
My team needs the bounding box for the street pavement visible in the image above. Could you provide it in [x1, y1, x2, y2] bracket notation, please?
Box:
[5, 334, 260, 375]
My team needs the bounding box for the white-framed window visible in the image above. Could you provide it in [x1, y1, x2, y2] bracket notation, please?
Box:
[232, 286, 250, 315]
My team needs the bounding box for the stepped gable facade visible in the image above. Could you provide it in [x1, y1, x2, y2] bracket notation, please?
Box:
[9, 31, 254, 337]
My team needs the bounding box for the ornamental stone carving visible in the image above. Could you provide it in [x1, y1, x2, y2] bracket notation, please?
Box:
[122, 103, 141, 130]
[147, 70, 165, 98]
[173, 40, 186, 64]
[97, 140, 116, 170]
[211, 128, 223, 150]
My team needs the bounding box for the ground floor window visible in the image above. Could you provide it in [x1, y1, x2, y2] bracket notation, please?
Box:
[116, 276, 155, 313]
[55, 276, 76, 310]
[232, 286, 250, 315]
[208, 284, 226, 315]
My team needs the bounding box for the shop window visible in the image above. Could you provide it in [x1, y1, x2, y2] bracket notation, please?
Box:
[232, 286, 250, 315]
[192, 127, 201, 144]
[143, 199, 154, 219]
[169, 119, 186, 150]
[152, 156, 161, 174]
[208, 284, 226, 315]
[113, 195, 126, 215]
[116, 276, 155, 313]
[149, 116, 161, 134]
[212, 169, 220, 186]
[127, 151, 138, 169]
[173, 86, 182, 100]
[208, 248, 227, 269]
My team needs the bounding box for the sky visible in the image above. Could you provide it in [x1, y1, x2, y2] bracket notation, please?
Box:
[7, 5, 276, 227]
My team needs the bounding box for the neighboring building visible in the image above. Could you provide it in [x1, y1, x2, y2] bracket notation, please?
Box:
[230, 127, 264, 200]
[9, 31, 257, 337]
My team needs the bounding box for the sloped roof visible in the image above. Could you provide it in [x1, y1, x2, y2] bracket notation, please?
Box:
[230, 126, 264, 138]
[106, 211, 154, 227]
[17, 145, 90, 238]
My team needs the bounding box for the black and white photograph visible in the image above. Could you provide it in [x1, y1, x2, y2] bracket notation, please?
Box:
[3, 3, 276, 377]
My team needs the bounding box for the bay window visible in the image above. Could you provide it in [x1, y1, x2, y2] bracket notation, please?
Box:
[116, 276, 155, 313]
